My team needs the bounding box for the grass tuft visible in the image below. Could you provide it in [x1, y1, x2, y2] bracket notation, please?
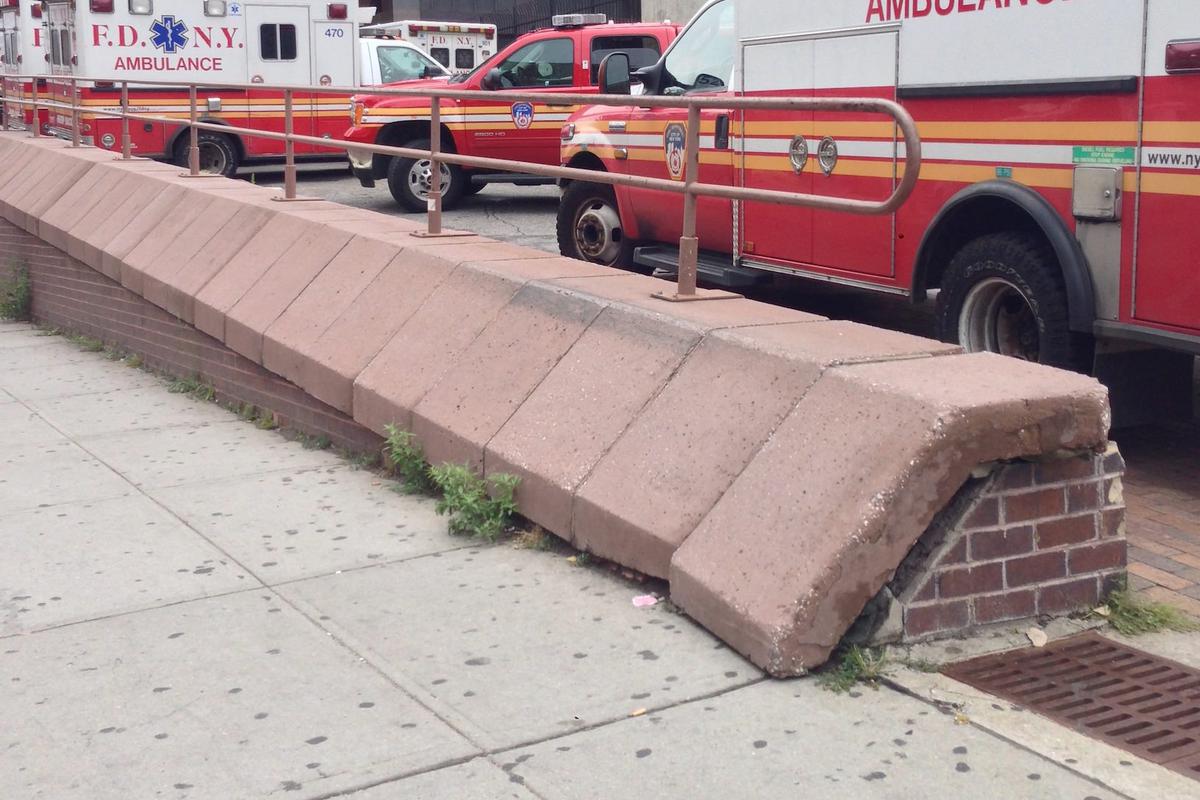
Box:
[168, 375, 216, 402]
[1105, 588, 1199, 636]
[820, 646, 890, 693]
[428, 464, 520, 542]
[66, 332, 105, 352]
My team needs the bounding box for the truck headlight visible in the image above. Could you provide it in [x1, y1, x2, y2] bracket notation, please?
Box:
[561, 123, 575, 142]
[350, 100, 364, 126]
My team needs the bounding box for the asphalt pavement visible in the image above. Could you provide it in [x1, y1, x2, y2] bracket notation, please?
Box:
[0, 319, 1160, 800]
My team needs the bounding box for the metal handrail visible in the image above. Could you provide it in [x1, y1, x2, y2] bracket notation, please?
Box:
[0, 73, 923, 300]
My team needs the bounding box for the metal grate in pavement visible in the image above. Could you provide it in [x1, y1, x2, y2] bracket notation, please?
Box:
[943, 631, 1200, 781]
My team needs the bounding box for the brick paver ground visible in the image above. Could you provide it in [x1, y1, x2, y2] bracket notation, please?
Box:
[1115, 419, 1200, 616]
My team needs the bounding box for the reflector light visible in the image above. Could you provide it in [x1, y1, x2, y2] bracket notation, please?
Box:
[327, 3, 346, 19]
[30, 2, 41, 15]
[89, 0, 113, 12]
[127, 0, 150, 13]
[1166, 40, 1200, 74]
[203, 0, 225, 15]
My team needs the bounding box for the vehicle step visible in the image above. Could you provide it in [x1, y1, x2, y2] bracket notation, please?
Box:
[634, 246, 769, 290]
[470, 173, 557, 186]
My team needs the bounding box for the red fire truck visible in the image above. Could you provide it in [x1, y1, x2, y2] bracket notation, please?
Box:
[0, 0, 48, 132]
[344, 14, 677, 211]
[559, 0, 1200, 397]
[42, 0, 361, 175]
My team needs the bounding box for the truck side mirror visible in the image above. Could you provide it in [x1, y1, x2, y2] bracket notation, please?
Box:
[598, 52, 630, 95]
[481, 68, 503, 90]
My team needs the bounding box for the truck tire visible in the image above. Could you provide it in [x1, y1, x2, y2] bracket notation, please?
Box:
[557, 181, 635, 268]
[386, 138, 465, 213]
[935, 231, 1092, 371]
[174, 130, 239, 177]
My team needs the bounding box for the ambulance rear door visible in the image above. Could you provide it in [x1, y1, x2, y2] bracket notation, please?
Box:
[1136, 1, 1200, 334]
[246, 4, 315, 151]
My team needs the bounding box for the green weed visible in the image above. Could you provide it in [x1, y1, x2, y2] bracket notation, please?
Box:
[296, 432, 331, 451]
[66, 332, 105, 352]
[383, 424, 435, 494]
[427, 463, 520, 542]
[820, 646, 890, 693]
[0, 263, 31, 321]
[254, 413, 279, 431]
[513, 526, 559, 552]
[1105, 588, 1199, 636]
[124, 353, 144, 369]
[168, 375, 216, 402]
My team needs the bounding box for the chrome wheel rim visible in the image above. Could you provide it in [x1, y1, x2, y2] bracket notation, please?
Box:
[407, 159, 453, 200]
[958, 277, 1040, 361]
[197, 142, 228, 175]
[574, 198, 623, 263]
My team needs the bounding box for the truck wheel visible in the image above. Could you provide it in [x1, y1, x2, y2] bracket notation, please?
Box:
[386, 139, 465, 213]
[557, 181, 634, 267]
[174, 130, 239, 177]
[935, 232, 1091, 371]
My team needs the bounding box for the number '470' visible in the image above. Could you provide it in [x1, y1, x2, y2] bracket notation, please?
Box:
[324, 28, 344, 38]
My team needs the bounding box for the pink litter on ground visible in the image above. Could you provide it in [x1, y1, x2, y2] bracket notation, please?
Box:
[632, 595, 658, 608]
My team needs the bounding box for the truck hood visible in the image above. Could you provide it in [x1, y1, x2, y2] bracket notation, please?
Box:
[357, 76, 464, 107]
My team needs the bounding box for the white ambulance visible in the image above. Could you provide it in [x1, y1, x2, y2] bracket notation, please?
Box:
[43, 0, 359, 174]
[0, 0, 47, 131]
[361, 19, 496, 75]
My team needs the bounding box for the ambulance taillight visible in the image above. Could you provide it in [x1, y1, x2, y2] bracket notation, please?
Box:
[1166, 39, 1200, 74]
[327, 3, 346, 19]
[30, 3, 40, 16]
[89, 0, 113, 12]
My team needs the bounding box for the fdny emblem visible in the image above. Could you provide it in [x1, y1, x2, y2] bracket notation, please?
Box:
[149, 15, 189, 54]
[511, 102, 534, 130]
[664, 123, 686, 180]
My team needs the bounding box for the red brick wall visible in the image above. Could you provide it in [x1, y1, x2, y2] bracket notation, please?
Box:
[2, 218, 382, 454]
[895, 448, 1127, 641]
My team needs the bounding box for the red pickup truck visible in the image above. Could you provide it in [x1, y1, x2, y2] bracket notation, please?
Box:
[344, 14, 678, 211]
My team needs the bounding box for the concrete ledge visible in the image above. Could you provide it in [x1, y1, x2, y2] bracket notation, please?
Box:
[0, 132, 1122, 676]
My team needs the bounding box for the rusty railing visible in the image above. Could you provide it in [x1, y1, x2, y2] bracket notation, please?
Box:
[0, 73, 922, 301]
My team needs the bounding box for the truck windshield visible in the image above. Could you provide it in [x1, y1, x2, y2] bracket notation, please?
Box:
[661, 0, 734, 94]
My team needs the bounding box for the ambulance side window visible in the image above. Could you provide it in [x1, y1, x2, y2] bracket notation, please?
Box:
[455, 48, 474, 70]
[431, 47, 450, 67]
[57, 28, 71, 66]
[259, 24, 297, 61]
[661, 0, 734, 94]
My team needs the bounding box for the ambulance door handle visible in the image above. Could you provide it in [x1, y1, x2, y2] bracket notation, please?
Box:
[714, 114, 731, 150]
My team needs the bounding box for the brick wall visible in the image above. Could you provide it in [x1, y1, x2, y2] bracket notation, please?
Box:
[1, 218, 382, 454]
[864, 448, 1128, 644]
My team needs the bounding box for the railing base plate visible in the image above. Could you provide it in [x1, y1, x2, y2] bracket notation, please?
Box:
[178, 172, 224, 179]
[270, 195, 323, 203]
[652, 288, 743, 303]
[409, 231, 477, 239]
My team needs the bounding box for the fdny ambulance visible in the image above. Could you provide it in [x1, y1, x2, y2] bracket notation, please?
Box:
[559, 0, 1200, 382]
[43, 0, 359, 175]
[361, 19, 496, 75]
[344, 14, 677, 211]
[0, 0, 47, 132]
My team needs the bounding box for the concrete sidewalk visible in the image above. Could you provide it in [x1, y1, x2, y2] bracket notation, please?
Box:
[0, 320, 1144, 799]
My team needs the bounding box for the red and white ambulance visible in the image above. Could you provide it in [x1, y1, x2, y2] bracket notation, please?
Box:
[0, 0, 47, 132]
[361, 19, 496, 75]
[43, 0, 359, 175]
[559, 0, 1200, 385]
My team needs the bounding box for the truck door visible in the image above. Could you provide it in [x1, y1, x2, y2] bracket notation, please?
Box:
[623, 0, 736, 254]
[246, 5, 316, 152]
[1136, 2, 1200, 333]
[740, 30, 898, 277]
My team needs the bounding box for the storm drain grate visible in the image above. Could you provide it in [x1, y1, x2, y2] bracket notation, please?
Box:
[943, 632, 1200, 781]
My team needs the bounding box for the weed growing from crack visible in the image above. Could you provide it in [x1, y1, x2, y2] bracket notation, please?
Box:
[1105, 588, 1199, 636]
[383, 424, 435, 494]
[168, 375, 216, 403]
[428, 464, 520, 542]
[820, 646, 890, 693]
[0, 263, 31, 321]
[66, 332, 105, 352]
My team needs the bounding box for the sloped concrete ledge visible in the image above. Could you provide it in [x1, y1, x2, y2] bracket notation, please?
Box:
[0, 133, 1123, 675]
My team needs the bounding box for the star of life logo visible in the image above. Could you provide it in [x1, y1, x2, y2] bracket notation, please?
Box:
[511, 101, 534, 130]
[149, 15, 189, 55]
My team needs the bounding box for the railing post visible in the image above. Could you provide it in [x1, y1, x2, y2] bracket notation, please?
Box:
[283, 88, 297, 199]
[70, 77, 80, 147]
[676, 103, 701, 298]
[427, 99, 442, 235]
[120, 81, 131, 159]
[2, 79, 8, 133]
[187, 84, 200, 175]
[29, 79, 38, 138]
